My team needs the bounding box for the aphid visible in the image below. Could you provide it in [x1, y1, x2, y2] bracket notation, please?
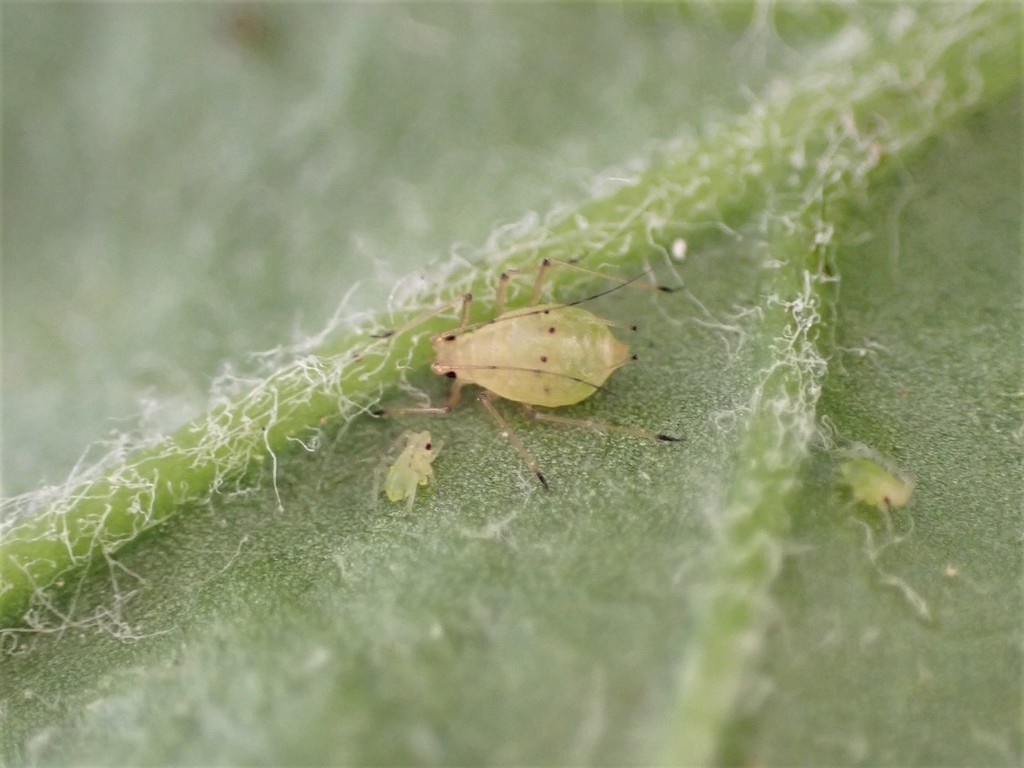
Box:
[375, 258, 680, 489]
[839, 455, 915, 511]
[382, 430, 439, 512]
[838, 447, 925, 621]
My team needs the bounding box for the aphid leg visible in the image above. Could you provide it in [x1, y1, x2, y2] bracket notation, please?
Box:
[476, 391, 550, 490]
[371, 463, 384, 510]
[373, 290, 476, 419]
[879, 500, 895, 539]
[456, 292, 473, 330]
[530, 258, 557, 302]
[521, 404, 681, 442]
[376, 378, 464, 416]
[497, 262, 564, 314]
[495, 271, 512, 316]
[371, 292, 473, 339]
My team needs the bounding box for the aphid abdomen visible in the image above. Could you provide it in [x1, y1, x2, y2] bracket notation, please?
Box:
[434, 304, 631, 407]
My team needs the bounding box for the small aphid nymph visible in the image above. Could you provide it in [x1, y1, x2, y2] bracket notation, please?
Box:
[383, 431, 439, 511]
[839, 455, 915, 511]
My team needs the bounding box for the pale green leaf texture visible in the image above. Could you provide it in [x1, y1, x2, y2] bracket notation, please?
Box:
[1, 5, 1020, 766]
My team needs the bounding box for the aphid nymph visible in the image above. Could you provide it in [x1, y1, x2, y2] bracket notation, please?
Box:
[839, 456, 914, 511]
[383, 430, 439, 512]
[375, 258, 680, 489]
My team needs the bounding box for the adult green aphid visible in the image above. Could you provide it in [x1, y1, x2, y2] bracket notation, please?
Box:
[375, 258, 680, 489]
[382, 430, 439, 511]
[840, 456, 915, 511]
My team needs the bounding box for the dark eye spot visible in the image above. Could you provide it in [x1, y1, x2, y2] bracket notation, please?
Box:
[445, 371, 457, 379]
[444, 334, 456, 341]
[424, 442, 432, 450]
[543, 310, 550, 315]
[548, 326, 556, 334]
[540, 356, 548, 363]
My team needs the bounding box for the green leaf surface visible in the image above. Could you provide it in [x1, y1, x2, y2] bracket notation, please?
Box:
[2, 5, 1020, 766]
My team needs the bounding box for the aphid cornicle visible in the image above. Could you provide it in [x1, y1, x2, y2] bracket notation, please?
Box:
[376, 258, 680, 489]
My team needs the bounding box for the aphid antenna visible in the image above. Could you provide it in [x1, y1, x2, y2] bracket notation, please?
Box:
[558, 270, 658, 308]
[530, 256, 679, 299]
[444, 270, 669, 340]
